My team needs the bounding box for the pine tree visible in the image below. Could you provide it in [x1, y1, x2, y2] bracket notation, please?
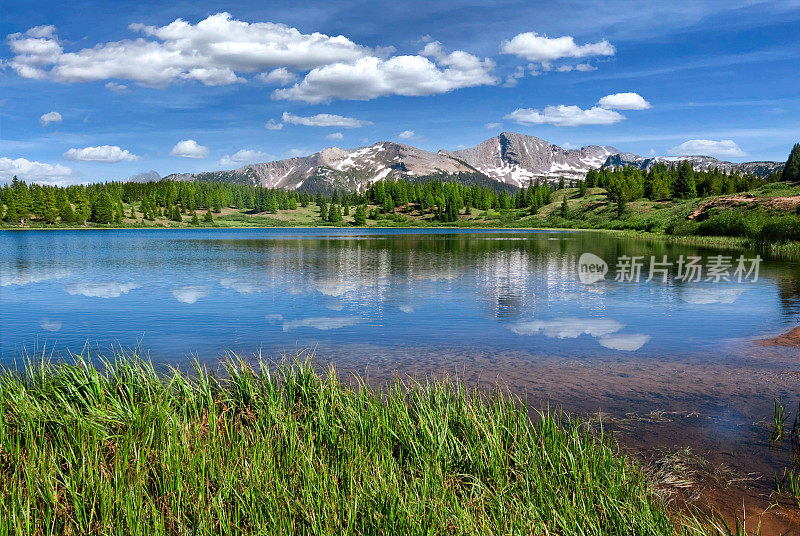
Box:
[203, 209, 214, 223]
[328, 204, 342, 223]
[782, 143, 800, 182]
[579, 180, 587, 197]
[91, 192, 115, 224]
[318, 201, 328, 222]
[190, 212, 200, 225]
[675, 161, 697, 198]
[42, 191, 58, 224]
[559, 195, 569, 219]
[3, 190, 19, 224]
[353, 205, 367, 226]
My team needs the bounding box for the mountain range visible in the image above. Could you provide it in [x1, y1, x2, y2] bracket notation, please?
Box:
[161, 132, 784, 191]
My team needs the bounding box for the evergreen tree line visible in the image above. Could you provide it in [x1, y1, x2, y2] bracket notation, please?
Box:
[587, 160, 783, 215]
[1, 145, 797, 226]
[0, 178, 320, 226]
[363, 178, 555, 222]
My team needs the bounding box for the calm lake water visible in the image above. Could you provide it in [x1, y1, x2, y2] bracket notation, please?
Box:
[2, 228, 799, 477]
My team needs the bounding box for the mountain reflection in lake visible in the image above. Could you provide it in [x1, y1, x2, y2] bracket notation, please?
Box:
[2, 228, 799, 479]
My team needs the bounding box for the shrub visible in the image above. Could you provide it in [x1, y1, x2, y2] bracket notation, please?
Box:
[666, 219, 700, 236]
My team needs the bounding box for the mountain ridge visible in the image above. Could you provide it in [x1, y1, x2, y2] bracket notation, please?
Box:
[160, 132, 783, 191]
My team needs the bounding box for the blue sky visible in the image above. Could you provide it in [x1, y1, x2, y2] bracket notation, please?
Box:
[1, 0, 799, 184]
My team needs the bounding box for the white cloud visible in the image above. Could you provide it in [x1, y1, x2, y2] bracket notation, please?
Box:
[668, 139, 746, 158]
[265, 313, 284, 324]
[40, 111, 62, 126]
[220, 277, 262, 294]
[282, 316, 362, 331]
[258, 67, 296, 85]
[505, 105, 624, 127]
[288, 148, 308, 157]
[598, 92, 651, 110]
[281, 111, 371, 128]
[170, 139, 209, 159]
[598, 334, 650, 351]
[265, 118, 284, 130]
[326, 132, 343, 140]
[8, 13, 368, 87]
[557, 63, 597, 72]
[485, 122, 502, 130]
[398, 130, 415, 139]
[66, 281, 140, 298]
[63, 145, 140, 162]
[105, 81, 128, 93]
[9, 15, 497, 104]
[219, 149, 273, 166]
[0, 156, 76, 185]
[40, 318, 62, 332]
[510, 318, 623, 338]
[500, 32, 615, 63]
[680, 287, 746, 304]
[171, 285, 209, 304]
[273, 46, 496, 103]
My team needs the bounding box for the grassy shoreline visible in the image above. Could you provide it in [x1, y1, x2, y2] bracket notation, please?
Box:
[0, 354, 738, 535]
[4, 219, 799, 259]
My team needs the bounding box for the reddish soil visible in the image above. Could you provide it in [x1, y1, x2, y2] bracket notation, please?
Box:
[759, 326, 800, 348]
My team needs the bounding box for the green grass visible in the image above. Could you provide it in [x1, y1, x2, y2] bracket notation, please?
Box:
[0, 353, 738, 535]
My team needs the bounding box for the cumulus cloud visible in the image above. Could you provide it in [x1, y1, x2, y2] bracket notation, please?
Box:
[0, 156, 76, 185]
[40, 318, 62, 332]
[485, 122, 502, 130]
[398, 130, 415, 139]
[39, 111, 62, 126]
[7, 13, 368, 87]
[326, 132, 343, 140]
[505, 105, 624, 127]
[281, 111, 371, 128]
[281, 316, 362, 331]
[171, 285, 209, 304]
[680, 287, 746, 304]
[598, 334, 650, 351]
[668, 139, 746, 158]
[9, 14, 498, 104]
[105, 81, 128, 93]
[63, 145, 140, 162]
[258, 67, 296, 85]
[273, 46, 497, 103]
[265, 118, 284, 130]
[510, 318, 623, 338]
[65, 281, 140, 298]
[598, 92, 651, 110]
[170, 139, 209, 159]
[219, 149, 273, 166]
[500, 32, 615, 63]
